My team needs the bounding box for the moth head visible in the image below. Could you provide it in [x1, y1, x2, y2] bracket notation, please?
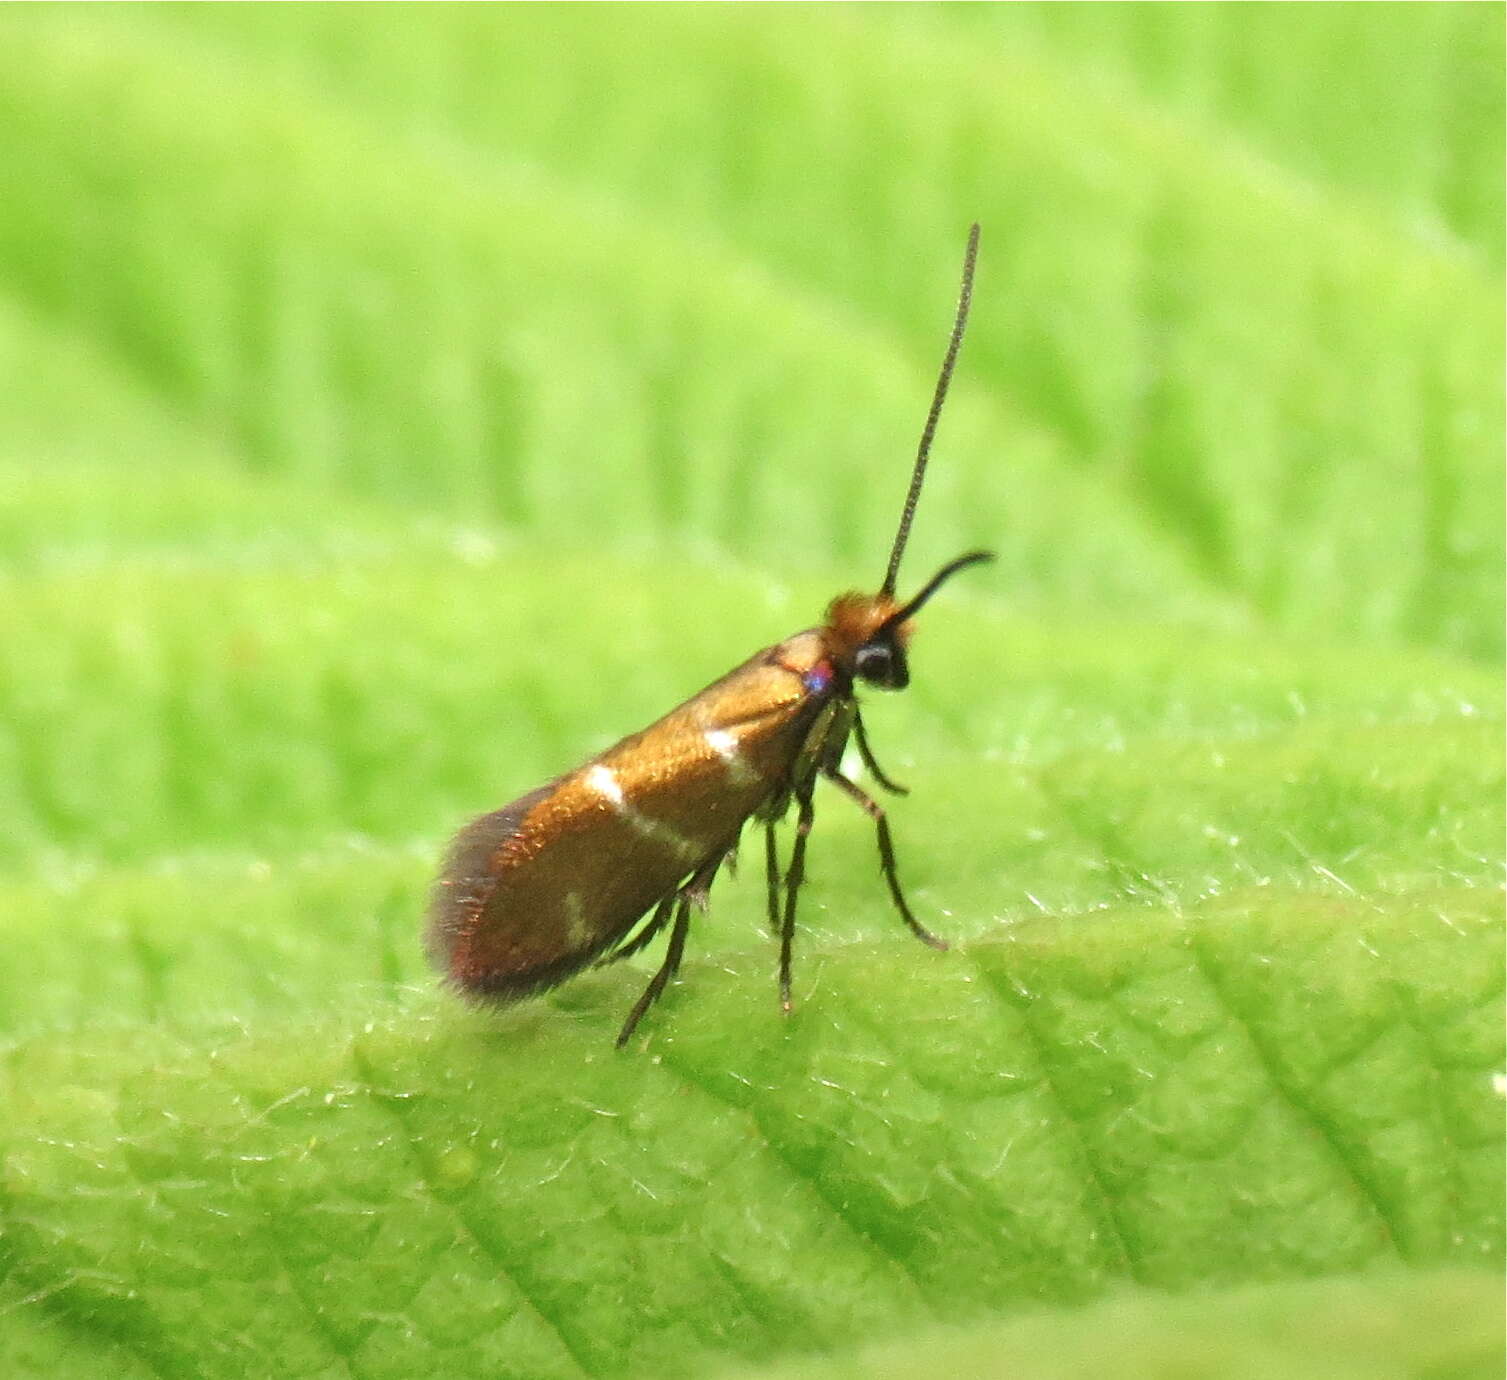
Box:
[824, 550, 992, 692]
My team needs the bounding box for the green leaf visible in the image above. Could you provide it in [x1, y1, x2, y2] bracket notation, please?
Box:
[0, 5, 1500, 1377]
[2, 891, 1500, 1377]
[717, 1270, 1506, 1380]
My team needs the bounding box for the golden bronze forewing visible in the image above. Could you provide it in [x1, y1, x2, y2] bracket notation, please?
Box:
[429, 631, 834, 996]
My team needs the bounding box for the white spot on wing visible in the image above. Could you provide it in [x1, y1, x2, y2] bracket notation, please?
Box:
[705, 728, 758, 787]
[564, 892, 592, 949]
[622, 806, 702, 862]
[586, 764, 625, 808]
[591, 760, 701, 862]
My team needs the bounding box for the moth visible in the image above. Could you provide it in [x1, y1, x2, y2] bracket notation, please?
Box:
[429, 224, 990, 1046]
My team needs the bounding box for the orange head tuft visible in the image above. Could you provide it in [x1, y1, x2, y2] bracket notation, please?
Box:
[824, 591, 908, 663]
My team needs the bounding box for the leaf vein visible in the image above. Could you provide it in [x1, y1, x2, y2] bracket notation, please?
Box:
[1185, 926, 1406, 1257]
[963, 946, 1145, 1284]
[653, 1039, 942, 1319]
[347, 1042, 594, 1379]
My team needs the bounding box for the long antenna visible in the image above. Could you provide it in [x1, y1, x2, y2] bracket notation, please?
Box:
[880, 222, 980, 597]
[877, 549, 994, 635]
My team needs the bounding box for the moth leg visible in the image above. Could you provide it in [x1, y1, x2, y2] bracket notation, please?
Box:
[615, 893, 692, 1048]
[852, 705, 909, 796]
[596, 892, 676, 968]
[779, 785, 817, 1012]
[680, 850, 726, 915]
[614, 850, 724, 1047]
[823, 768, 947, 951]
[763, 819, 781, 937]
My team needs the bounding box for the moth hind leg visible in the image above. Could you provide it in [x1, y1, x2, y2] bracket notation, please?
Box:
[596, 892, 676, 968]
[613, 849, 728, 1048]
[763, 818, 781, 937]
[778, 785, 817, 1012]
[615, 893, 693, 1048]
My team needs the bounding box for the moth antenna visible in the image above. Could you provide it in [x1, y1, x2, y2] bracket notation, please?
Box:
[877, 549, 994, 635]
[881, 222, 981, 598]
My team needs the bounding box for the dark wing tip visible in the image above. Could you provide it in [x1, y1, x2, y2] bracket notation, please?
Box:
[425, 784, 554, 982]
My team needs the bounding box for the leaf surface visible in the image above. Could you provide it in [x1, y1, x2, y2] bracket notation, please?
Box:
[0, 5, 1500, 1376]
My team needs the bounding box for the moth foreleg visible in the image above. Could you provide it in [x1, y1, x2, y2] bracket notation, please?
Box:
[852, 705, 908, 796]
[778, 785, 816, 1012]
[823, 768, 947, 952]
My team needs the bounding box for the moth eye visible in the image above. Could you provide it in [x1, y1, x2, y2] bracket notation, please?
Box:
[855, 643, 893, 683]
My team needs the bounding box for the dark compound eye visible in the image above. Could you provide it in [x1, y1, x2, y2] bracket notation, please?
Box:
[855, 643, 892, 681]
[855, 641, 908, 689]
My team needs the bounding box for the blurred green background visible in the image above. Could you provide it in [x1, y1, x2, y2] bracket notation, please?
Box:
[0, 6, 1501, 1379]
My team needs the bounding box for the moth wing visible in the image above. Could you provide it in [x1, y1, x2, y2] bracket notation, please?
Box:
[428, 634, 831, 998]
